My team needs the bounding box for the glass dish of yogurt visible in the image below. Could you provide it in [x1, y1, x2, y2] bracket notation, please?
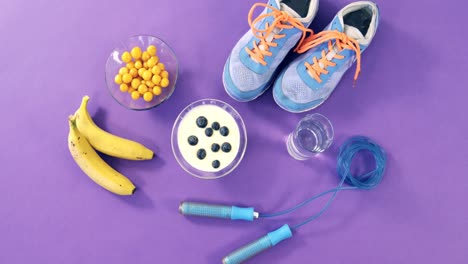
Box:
[171, 99, 247, 179]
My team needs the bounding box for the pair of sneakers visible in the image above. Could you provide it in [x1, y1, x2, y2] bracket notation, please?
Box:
[223, 0, 380, 113]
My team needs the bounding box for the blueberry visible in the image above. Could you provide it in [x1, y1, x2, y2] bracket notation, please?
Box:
[211, 143, 220, 152]
[187, 136, 198, 146]
[212, 160, 221, 169]
[205, 128, 213, 137]
[211, 122, 220, 131]
[196, 116, 208, 128]
[220, 126, 229, 136]
[221, 143, 232, 153]
[197, 149, 207, 160]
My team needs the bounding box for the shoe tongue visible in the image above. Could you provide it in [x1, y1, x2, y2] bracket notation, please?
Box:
[256, 1, 300, 50]
[312, 25, 365, 72]
[344, 25, 365, 43]
[251, 0, 301, 60]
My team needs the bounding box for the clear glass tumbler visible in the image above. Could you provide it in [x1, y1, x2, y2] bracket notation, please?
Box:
[286, 113, 334, 160]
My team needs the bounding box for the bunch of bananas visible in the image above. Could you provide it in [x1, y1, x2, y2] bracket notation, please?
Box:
[68, 96, 154, 195]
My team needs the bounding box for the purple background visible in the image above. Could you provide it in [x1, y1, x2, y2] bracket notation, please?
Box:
[1, 0, 467, 263]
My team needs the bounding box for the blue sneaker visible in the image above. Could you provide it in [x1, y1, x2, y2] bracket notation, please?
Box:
[223, 0, 319, 102]
[273, 1, 380, 112]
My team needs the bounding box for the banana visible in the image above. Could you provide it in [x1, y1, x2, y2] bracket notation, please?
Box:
[68, 116, 136, 195]
[74, 96, 154, 160]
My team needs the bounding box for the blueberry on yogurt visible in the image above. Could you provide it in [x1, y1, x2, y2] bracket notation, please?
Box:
[211, 143, 220, 152]
[212, 160, 220, 169]
[196, 116, 208, 128]
[197, 149, 207, 160]
[188, 136, 198, 146]
[211, 122, 220, 131]
[205, 128, 214, 137]
[220, 126, 229, 136]
[221, 143, 231, 153]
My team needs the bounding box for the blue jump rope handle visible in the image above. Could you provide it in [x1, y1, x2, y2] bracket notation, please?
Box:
[222, 225, 293, 264]
[179, 202, 256, 221]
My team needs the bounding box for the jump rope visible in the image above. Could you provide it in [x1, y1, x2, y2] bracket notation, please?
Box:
[179, 136, 387, 264]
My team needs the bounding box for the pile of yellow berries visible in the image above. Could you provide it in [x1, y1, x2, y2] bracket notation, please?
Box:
[114, 45, 170, 102]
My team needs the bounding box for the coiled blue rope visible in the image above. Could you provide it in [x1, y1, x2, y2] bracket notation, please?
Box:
[259, 136, 387, 230]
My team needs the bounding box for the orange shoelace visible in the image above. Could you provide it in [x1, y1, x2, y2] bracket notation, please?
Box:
[246, 3, 313, 66]
[296, 30, 362, 85]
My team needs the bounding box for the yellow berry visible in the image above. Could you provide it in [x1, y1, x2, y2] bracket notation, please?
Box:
[122, 73, 133, 84]
[143, 61, 148, 68]
[161, 70, 169, 78]
[142, 70, 152, 81]
[114, 74, 123, 84]
[131, 46, 142, 60]
[157, 62, 165, 70]
[160, 78, 169, 88]
[152, 75, 161, 85]
[120, 83, 129, 92]
[128, 88, 135, 94]
[146, 80, 155, 88]
[129, 68, 138, 77]
[119, 67, 128, 75]
[152, 86, 162, 95]
[147, 57, 157, 68]
[153, 56, 159, 64]
[131, 91, 140, 100]
[138, 84, 148, 94]
[138, 68, 146, 77]
[147, 45, 157, 56]
[143, 92, 154, 102]
[121, 51, 132, 63]
[135, 60, 143, 69]
[151, 65, 161, 75]
[142, 51, 150, 61]
[131, 78, 141, 89]
[126, 61, 135, 69]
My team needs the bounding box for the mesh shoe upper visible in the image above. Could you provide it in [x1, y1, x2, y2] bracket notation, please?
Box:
[224, 0, 319, 101]
[274, 1, 380, 112]
[228, 31, 303, 92]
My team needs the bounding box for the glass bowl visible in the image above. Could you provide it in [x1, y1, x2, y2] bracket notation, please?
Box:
[171, 99, 248, 179]
[105, 35, 178, 111]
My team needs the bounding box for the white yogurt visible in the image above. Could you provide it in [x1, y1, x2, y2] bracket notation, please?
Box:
[177, 104, 240, 172]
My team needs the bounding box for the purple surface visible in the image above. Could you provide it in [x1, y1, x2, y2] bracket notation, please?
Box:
[1, 0, 467, 263]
